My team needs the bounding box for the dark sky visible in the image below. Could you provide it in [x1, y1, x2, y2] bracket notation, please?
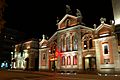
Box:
[4, 0, 114, 39]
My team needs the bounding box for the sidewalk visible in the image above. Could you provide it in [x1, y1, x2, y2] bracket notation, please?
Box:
[8, 69, 56, 76]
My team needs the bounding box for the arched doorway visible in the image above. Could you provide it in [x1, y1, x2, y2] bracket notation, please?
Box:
[25, 57, 29, 70]
[83, 54, 96, 71]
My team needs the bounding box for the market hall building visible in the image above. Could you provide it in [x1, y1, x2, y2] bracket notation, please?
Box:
[11, 13, 120, 74]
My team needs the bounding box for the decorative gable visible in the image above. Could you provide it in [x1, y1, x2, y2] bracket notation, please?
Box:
[40, 35, 48, 48]
[96, 23, 113, 37]
[58, 14, 80, 30]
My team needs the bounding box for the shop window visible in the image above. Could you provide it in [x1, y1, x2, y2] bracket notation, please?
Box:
[67, 56, 71, 65]
[104, 59, 110, 64]
[73, 55, 77, 65]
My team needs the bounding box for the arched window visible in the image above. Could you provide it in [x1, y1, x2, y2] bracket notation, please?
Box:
[89, 39, 92, 49]
[72, 34, 78, 51]
[62, 38, 65, 52]
[67, 56, 71, 65]
[66, 36, 70, 51]
[60, 39, 62, 52]
[73, 55, 77, 65]
[84, 40, 87, 49]
[66, 19, 70, 27]
[62, 56, 65, 65]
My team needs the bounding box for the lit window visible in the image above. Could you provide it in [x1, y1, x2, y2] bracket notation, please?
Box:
[66, 36, 70, 51]
[73, 55, 77, 65]
[72, 34, 78, 51]
[4, 36, 6, 38]
[43, 53, 46, 60]
[99, 33, 109, 37]
[89, 39, 92, 49]
[11, 37, 14, 39]
[84, 41, 87, 49]
[65, 19, 70, 27]
[102, 43, 109, 55]
[104, 59, 110, 64]
[62, 38, 65, 52]
[67, 56, 71, 65]
[62, 56, 65, 65]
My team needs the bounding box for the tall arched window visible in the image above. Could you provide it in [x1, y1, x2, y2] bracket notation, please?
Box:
[84, 40, 87, 49]
[60, 38, 62, 52]
[62, 38, 65, 52]
[73, 55, 77, 65]
[66, 36, 70, 51]
[89, 39, 92, 49]
[62, 56, 65, 66]
[72, 34, 78, 51]
[67, 56, 71, 65]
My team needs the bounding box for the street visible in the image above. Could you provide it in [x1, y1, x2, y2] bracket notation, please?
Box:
[0, 70, 120, 80]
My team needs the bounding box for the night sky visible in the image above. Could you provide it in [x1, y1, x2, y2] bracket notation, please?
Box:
[4, 0, 114, 40]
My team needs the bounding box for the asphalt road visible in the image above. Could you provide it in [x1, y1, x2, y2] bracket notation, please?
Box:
[0, 70, 120, 80]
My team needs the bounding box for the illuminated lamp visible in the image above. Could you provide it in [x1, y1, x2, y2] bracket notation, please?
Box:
[85, 54, 92, 57]
[27, 46, 30, 49]
[115, 19, 120, 25]
[55, 48, 61, 57]
[49, 50, 51, 52]
[50, 58, 57, 61]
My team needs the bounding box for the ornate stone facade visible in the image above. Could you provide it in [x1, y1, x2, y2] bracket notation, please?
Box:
[12, 14, 120, 74]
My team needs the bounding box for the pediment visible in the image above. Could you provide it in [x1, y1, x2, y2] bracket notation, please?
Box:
[40, 39, 48, 48]
[96, 23, 113, 36]
[58, 14, 80, 30]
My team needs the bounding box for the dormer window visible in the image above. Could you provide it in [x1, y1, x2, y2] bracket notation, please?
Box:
[65, 19, 70, 27]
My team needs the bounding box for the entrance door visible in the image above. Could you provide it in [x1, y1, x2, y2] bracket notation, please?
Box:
[25, 58, 29, 70]
[84, 57, 96, 71]
[85, 58, 89, 70]
[50, 61, 57, 71]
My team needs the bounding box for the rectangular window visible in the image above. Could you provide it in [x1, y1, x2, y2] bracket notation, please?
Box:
[43, 54, 45, 60]
[104, 45, 108, 54]
[102, 43, 109, 55]
[104, 59, 110, 64]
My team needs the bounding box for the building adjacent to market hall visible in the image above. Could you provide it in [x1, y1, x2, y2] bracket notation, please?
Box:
[11, 38, 39, 70]
[12, 13, 120, 73]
